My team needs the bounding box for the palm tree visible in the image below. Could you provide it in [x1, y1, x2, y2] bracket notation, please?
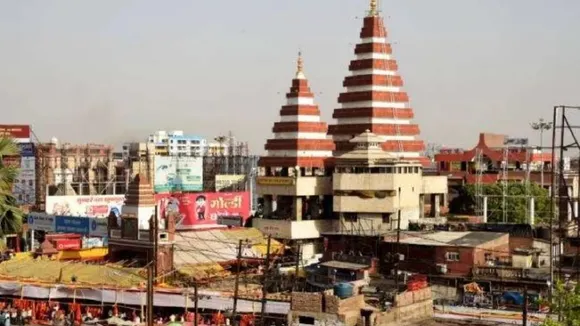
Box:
[0, 137, 24, 236]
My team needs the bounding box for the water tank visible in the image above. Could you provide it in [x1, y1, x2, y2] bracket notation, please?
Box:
[334, 283, 354, 299]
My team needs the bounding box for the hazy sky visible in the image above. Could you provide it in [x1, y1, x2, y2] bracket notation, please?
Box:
[1, 0, 579, 153]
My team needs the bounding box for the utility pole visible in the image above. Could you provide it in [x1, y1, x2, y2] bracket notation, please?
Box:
[146, 207, 159, 326]
[260, 236, 272, 326]
[293, 241, 301, 291]
[531, 118, 553, 189]
[194, 282, 199, 326]
[522, 285, 528, 326]
[394, 187, 402, 292]
[232, 239, 244, 321]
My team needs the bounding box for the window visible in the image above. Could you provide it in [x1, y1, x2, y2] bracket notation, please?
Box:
[484, 253, 494, 262]
[382, 213, 391, 223]
[445, 252, 460, 261]
[298, 316, 315, 325]
[344, 213, 357, 222]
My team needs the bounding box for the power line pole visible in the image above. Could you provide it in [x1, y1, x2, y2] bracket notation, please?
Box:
[293, 241, 301, 291]
[232, 239, 244, 321]
[260, 236, 272, 326]
[395, 187, 402, 292]
[194, 282, 199, 326]
[522, 284, 528, 326]
[146, 208, 159, 326]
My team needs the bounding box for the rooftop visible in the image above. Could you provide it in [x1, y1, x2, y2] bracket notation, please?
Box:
[174, 227, 284, 269]
[384, 231, 507, 248]
[0, 254, 145, 288]
[319, 260, 369, 271]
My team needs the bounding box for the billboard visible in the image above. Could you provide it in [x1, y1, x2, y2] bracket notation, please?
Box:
[215, 174, 246, 191]
[27, 213, 108, 237]
[154, 156, 203, 193]
[156, 192, 250, 230]
[0, 125, 30, 140]
[13, 156, 36, 205]
[45, 195, 125, 218]
[18, 143, 35, 157]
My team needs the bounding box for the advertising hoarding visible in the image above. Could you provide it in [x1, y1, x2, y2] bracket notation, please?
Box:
[154, 156, 203, 193]
[215, 174, 246, 191]
[13, 156, 36, 205]
[157, 192, 250, 230]
[27, 213, 108, 238]
[45, 195, 125, 218]
[0, 125, 30, 140]
[18, 143, 35, 157]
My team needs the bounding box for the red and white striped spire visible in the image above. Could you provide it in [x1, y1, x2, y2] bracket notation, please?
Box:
[328, 0, 429, 166]
[258, 52, 335, 168]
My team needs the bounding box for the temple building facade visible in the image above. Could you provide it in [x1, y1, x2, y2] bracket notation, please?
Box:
[254, 11, 447, 261]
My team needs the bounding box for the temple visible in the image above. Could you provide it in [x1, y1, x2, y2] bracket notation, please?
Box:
[258, 52, 335, 170]
[328, 0, 429, 166]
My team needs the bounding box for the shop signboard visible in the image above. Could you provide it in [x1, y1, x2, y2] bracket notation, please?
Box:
[27, 213, 55, 232]
[18, 143, 35, 157]
[0, 125, 30, 140]
[54, 239, 81, 251]
[89, 218, 108, 237]
[154, 156, 203, 193]
[215, 174, 246, 191]
[45, 195, 125, 218]
[55, 216, 90, 234]
[256, 176, 294, 186]
[156, 191, 250, 230]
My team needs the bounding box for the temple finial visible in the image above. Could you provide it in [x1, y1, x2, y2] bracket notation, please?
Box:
[369, 0, 378, 16]
[295, 50, 305, 79]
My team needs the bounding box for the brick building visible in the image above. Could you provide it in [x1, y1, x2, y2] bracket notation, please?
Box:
[382, 231, 510, 277]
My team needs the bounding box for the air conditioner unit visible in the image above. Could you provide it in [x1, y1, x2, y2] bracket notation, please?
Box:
[158, 232, 169, 241]
[436, 264, 448, 274]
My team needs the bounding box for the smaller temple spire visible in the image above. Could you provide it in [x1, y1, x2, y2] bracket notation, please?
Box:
[295, 51, 305, 79]
[368, 0, 378, 17]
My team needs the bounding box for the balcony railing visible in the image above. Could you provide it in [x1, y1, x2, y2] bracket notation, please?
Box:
[472, 266, 525, 279]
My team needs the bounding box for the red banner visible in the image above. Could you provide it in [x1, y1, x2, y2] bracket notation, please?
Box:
[155, 192, 250, 230]
[0, 125, 30, 139]
[53, 239, 81, 251]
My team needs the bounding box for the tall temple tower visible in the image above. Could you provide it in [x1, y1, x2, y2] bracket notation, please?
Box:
[328, 0, 429, 166]
[255, 52, 335, 263]
[259, 52, 334, 169]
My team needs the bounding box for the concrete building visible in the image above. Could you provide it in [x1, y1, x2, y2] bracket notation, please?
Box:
[332, 130, 447, 233]
[147, 130, 206, 156]
[255, 129, 447, 261]
[434, 132, 561, 188]
[139, 130, 249, 157]
[254, 52, 335, 262]
[36, 137, 120, 208]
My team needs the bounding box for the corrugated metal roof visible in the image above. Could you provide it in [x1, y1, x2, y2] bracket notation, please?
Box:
[173, 228, 283, 267]
[384, 231, 506, 248]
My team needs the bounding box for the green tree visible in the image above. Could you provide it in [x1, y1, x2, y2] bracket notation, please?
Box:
[541, 281, 580, 326]
[449, 182, 550, 224]
[0, 137, 24, 235]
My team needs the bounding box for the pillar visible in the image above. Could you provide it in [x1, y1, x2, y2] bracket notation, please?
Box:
[263, 195, 273, 216]
[419, 194, 425, 218]
[293, 197, 303, 221]
[430, 194, 440, 217]
[483, 196, 488, 223]
[529, 197, 535, 226]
